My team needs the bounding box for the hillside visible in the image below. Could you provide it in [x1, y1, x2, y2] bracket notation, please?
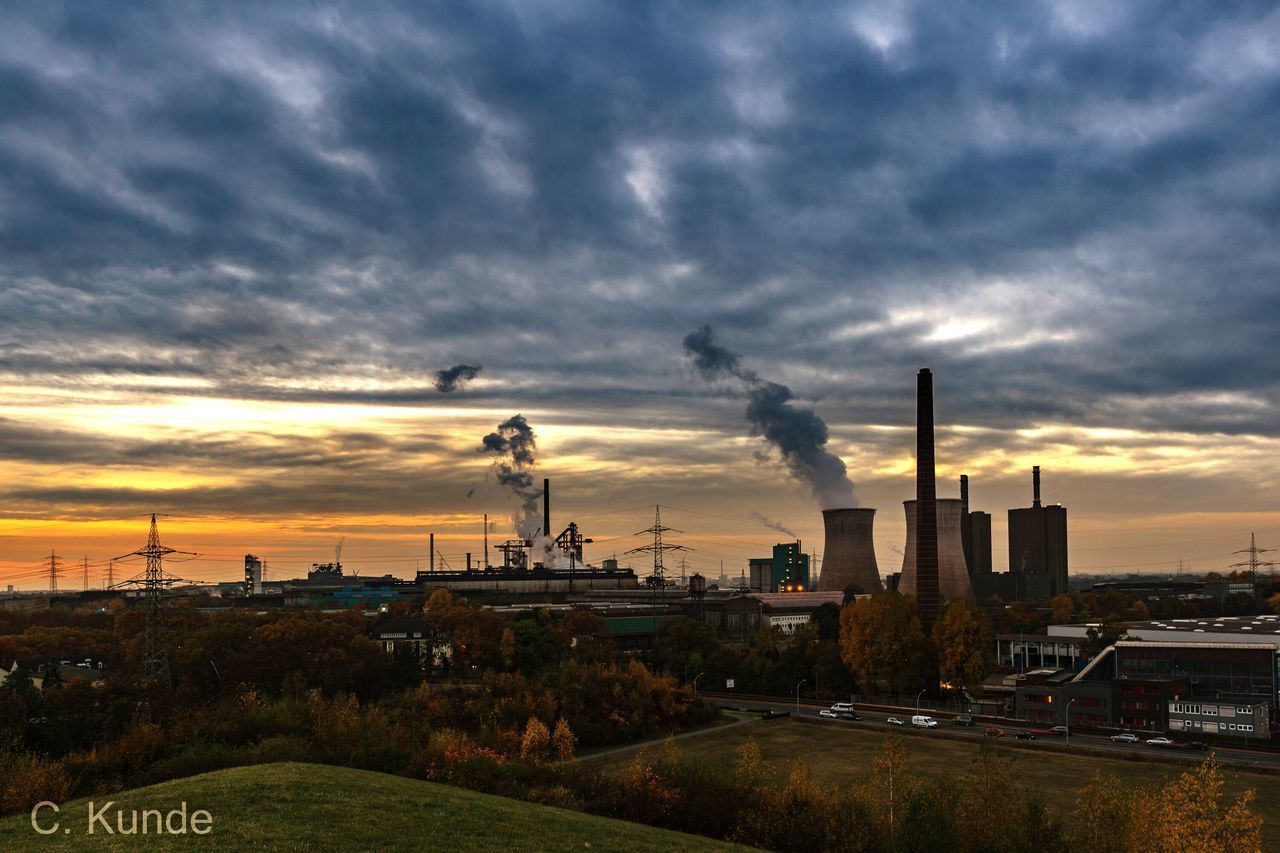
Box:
[0, 762, 749, 852]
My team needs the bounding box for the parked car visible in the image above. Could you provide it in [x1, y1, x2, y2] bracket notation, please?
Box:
[911, 715, 939, 728]
[952, 714, 974, 726]
[1110, 733, 1139, 744]
[983, 726, 1006, 738]
[1146, 737, 1175, 747]
[887, 717, 905, 726]
[1048, 726, 1069, 736]
[839, 711, 861, 721]
[819, 709, 838, 719]
[1014, 730, 1036, 740]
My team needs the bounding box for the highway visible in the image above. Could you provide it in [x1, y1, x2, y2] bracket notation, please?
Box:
[709, 695, 1280, 772]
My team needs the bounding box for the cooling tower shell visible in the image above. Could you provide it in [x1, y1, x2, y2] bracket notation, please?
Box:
[899, 498, 973, 601]
[817, 508, 883, 594]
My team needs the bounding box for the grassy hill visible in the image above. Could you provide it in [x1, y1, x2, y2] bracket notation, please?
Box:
[0, 763, 749, 852]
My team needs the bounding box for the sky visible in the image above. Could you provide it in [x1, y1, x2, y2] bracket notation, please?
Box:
[1, 1, 1279, 589]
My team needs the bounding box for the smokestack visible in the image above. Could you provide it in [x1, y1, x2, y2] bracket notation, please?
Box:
[1032, 466, 1042, 508]
[816, 508, 883, 593]
[429, 533, 435, 573]
[959, 475, 972, 576]
[960, 475, 969, 514]
[915, 369, 940, 630]
[543, 478, 551, 538]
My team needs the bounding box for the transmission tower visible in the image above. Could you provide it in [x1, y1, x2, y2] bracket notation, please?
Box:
[1230, 533, 1277, 578]
[46, 550, 63, 593]
[82, 555, 89, 591]
[626, 505, 688, 589]
[116, 515, 192, 683]
[106, 558, 115, 588]
[626, 506, 688, 666]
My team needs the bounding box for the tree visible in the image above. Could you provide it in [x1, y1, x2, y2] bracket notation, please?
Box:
[838, 592, 928, 697]
[870, 733, 911, 838]
[1126, 757, 1262, 852]
[1080, 616, 1132, 659]
[1049, 593, 1073, 624]
[933, 599, 994, 693]
[809, 602, 841, 641]
[519, 715, 551, 762]
[1268, 592, 1280, 615]
[1071, 772, 1131, 853]
[551, 717, 576, 763]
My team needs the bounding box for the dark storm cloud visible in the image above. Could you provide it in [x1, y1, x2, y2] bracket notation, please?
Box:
[433, 364, 482, 393]
[2, 1, 1280, 521]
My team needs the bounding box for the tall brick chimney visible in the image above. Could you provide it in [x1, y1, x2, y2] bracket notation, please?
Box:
[915, 369, 940, 630]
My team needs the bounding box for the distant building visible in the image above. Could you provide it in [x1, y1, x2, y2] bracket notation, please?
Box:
[1169, 699, 1271, 739]
[1007, 466, 1068, 599]
[368, 616, 452, 669]
[747, 542, 811, 593]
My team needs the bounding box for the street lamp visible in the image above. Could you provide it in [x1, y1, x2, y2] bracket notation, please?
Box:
[795, 679, 807, 715]
[693, 672, 705, 699]
[1066, 698, 1077, 746]
[916, 688, 926, 713]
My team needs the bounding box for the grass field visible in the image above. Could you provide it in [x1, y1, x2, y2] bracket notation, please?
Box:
[592, 717, 1280, 848]
[0, 763, 748, 852]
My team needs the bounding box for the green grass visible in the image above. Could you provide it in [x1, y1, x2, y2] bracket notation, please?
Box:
[0, 763, 749, 852]
[592, 718, 1280, 848]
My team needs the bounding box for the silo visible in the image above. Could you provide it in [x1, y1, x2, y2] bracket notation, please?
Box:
[816, 508, 883, 594]
[899, 498, 973, 601]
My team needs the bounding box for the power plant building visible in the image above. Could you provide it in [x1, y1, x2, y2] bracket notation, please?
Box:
[748, 543, 811, 593]
[1008, 466, 1069, 598]
[898, 499, 973, 601]
[815, 507, 883, 594]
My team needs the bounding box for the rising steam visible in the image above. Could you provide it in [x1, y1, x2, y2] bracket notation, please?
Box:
[683, 325, 858, 509]
[435, 363, 482, 393]
[478, 414, 541, 539]
[749, 512, 798, 539]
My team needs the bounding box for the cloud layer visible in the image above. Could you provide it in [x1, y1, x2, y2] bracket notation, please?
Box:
[1, 2, 1279, 579]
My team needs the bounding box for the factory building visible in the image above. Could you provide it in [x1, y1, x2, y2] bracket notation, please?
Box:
[1007, 466, 1069, 598]
[748, 542, 811, 593]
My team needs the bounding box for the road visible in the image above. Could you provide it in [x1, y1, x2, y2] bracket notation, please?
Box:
[711, 696, 1280, 772]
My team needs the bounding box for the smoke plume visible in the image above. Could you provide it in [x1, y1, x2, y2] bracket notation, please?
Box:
[478, 414, 540, 538]
[749, 512, 798, 539]
[683, 325, 857, 509]
[434, 364, 482, 392]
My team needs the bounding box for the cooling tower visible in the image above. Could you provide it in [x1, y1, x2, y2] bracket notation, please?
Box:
[816, 508, 883, 594]
[898, 499, 973, 601]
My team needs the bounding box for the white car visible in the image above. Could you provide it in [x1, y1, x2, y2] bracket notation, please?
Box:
[819, 709, 838, 719]
[1110, 733, 1139, 743]
[1146, 736, 1175, 747]
[887, 717, 905, 726]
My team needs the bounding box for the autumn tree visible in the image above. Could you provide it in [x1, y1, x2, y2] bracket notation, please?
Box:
[519, 715, 551, 762]
[1126, 757, 1263, 852]
[839, 592, 928, 697]
[932, 599, 994, 693]
[868, 733, 913, 839]
[1049, 593, 1074, 624]
[551, 717, 576, 763]
[1072, 772, 1131, 853]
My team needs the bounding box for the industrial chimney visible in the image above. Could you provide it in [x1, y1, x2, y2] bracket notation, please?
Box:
[1032, 465, 1041, 508]
[914, 368, 940, 629]
[543, 478, 551, 537]
[899, 499, 973, 601]
[816, 508, 883, 594]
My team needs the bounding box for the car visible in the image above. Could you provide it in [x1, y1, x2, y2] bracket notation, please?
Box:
[839, 711, 861, 721]
[911, 715, 939, 728]
[1186, 741, 1209, 751]
[887, 717, 905, 726]
[819, 709, 838, 719]
[1110, 733, 1139, 744]
[1048, 726, 1069, 736]
[1146, 737, 1175, 747]
[1014, 731, 1036, 740]
[829, 702, 855, 714]
[952, 714, 974, 726]
[761, 709, 786, 719]
[983, 726, 1006, 738]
